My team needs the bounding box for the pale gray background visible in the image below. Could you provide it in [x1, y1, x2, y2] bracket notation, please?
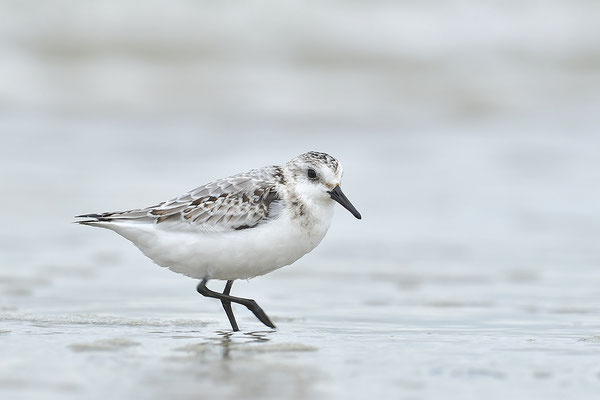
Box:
[1, 1, 600, 399]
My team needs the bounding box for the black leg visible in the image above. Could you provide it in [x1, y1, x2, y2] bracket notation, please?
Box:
[221, 280, 239, 332]
[197, 278, 276, 330]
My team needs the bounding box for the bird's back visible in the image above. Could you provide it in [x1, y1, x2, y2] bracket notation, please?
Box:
[77, 166, 285, 232]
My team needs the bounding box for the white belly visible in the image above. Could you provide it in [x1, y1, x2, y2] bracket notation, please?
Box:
[105, 206, 333, 280]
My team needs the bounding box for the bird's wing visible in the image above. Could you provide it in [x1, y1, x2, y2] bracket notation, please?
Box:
[76, 166, 283, 232]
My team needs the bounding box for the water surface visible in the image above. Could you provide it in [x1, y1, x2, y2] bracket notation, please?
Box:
[1, 1, 600, 399]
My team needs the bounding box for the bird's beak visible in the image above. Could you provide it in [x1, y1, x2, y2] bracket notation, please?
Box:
[328, 185, 362, 219]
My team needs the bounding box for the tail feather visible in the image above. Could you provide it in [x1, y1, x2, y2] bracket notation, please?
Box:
[75, 212, 117, 224]
[75, 213, 103, 219]
[76, 213, 110, 220]
[75, 209, 154, 225]
[76, 220, 111, 227]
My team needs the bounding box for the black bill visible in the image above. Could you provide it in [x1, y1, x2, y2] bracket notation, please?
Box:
[328, 185, 362, 219]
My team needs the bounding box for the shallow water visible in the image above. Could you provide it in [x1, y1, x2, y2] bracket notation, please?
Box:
[2, 250, 600, 400]
[2, 127, 600, 399]
[2, 1, 600, 399]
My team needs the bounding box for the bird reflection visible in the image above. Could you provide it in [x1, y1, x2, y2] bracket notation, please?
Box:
[214, 329, 273, 359]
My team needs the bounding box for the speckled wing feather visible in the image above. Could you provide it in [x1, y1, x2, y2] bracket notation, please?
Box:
[77, 166, 283, 232]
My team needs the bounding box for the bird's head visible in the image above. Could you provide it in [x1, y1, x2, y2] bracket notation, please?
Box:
[284, 151, 361, 219]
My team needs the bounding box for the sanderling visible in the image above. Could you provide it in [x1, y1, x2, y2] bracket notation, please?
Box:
[76, 151, 361, 331]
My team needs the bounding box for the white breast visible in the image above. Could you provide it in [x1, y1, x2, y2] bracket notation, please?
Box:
[105, 201, 335, 280]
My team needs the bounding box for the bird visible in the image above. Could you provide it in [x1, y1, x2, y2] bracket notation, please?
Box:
[76, 151, 361, 331]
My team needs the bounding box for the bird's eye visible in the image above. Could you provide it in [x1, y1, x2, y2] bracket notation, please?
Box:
[307, 168, 317, 179]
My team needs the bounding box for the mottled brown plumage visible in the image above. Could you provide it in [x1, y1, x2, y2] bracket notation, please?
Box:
[77, 166, 283, 232]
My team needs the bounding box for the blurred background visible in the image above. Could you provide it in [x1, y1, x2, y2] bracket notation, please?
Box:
[1, 1, 600, 399]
